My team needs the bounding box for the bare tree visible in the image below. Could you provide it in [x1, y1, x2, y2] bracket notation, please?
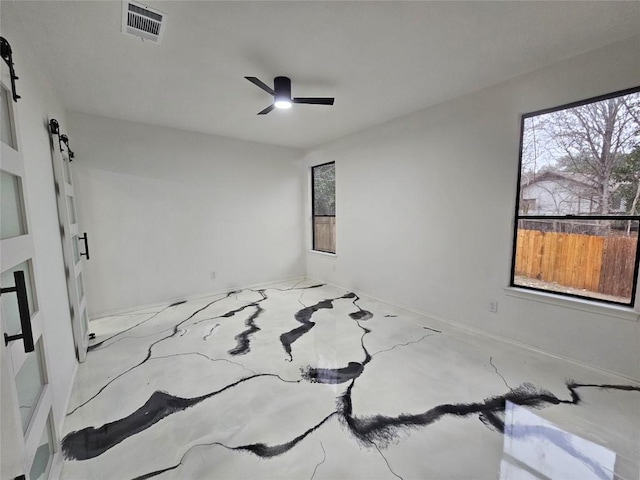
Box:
[313, 163, 335, 216]
[544, 93, 639, 215]
[521, 116, 552, 183]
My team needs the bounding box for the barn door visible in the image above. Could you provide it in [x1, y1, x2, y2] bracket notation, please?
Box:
[1, 38, 60, 480]
[48, 118, 90, 362]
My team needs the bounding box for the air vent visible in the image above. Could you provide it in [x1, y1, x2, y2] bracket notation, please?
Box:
[122, 1, 166, 44]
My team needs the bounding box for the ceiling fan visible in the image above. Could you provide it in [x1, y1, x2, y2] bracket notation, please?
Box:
[245, 76, 334, 115]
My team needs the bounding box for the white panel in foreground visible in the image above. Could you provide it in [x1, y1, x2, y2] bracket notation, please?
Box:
[501, 400, 616, 480]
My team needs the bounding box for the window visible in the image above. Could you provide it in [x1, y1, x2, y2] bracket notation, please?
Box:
[511, 87, 640, 306]
[311, 162, 336, 253]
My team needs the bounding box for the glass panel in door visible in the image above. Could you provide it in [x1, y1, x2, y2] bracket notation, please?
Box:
[0, 84, 15, 149]
[66, 195, 77, 224]
[72, 235, 80, 264]
[29, 413, 55, 480]
[62, 152, 73, 186]
[76, 271, 84, 300]
[81, 307, 89, 339]
[1, 170, 27, 239]
[14, 339, 46, 432]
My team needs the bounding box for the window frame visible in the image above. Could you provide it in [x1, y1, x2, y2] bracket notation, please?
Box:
[311, 161, 336, 254]
[510, 85, 640, 307]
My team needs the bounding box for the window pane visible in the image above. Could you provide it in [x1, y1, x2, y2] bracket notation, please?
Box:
[62, 153, 72, 186]
[0, 85, 15, 149]
[81, 308, 88, 338]
[313, 163, 335, 216]
[1, 170, 27, 239]
[312, 163, 336, 253]
[29, 413, 54, 480]
[1, 260, 38, 335]
[520, 91, 640, 217]
[313, 216, 336, 253]
[67, 195, 77, 224]
[513, 219, 638, 304]
[15, 339, 45, 432]
[72, 235, 80, 264]
[77, 271, 84, 299]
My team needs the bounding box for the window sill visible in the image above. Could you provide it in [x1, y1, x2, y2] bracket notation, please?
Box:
[504, 287, 639, 322]
[308, 250, 337, 258]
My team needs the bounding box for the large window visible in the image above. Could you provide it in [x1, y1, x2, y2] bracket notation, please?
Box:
[312, 162, 336, 253]
[511, 87, 640, 306]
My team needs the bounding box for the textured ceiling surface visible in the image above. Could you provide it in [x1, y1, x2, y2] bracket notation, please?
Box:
[3, 1, 640, 149]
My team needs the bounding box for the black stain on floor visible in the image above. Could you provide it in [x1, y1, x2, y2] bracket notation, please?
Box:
[229, 412, 337, 458]
[280, 293, 356, 361]
[347, 293, 373, 322]
[62, 373, 297, 461]
[279, 323, 316, 362]
[203, 324, 221, 341]
[423, 326, 442, 333]
[337, 381, 638, 447]
[228, 305, 264, 356]
[301, 362, 364, 384]
[349, 310, 373, 321]
[63, 391, 201, 461]
[295, 299, 337, 324]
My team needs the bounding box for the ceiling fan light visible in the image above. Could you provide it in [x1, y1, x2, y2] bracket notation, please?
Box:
[274, 99, 292, 109]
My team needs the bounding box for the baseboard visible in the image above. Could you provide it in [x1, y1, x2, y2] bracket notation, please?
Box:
[89, 276, 307, 320]
[307, 277, 640, 385]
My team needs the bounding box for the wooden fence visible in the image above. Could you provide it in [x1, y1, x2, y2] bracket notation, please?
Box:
[515, 229, 636, 298]
[314, 216, 336, 253]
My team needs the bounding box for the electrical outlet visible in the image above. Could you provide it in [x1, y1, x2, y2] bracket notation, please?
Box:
[489, 301, 498, 313]
[210, 271, 216, 280]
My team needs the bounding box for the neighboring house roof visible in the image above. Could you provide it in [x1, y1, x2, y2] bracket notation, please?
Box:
[522, 170, 625, 196]
[520, 170, 628, 214]
[521, 171, 596, 190]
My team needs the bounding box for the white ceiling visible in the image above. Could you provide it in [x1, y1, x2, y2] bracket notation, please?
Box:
[4, 1, 640, 149]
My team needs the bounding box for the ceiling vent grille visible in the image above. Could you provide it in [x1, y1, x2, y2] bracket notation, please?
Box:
[122, 1, 166, 44]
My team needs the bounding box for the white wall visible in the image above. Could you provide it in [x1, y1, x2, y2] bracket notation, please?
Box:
[304, 35, 640, 380]
[67, 113, 305, 316]
[1, 14, 78, 437]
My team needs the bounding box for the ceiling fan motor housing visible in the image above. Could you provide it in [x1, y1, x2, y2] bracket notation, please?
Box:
[274, 76, 292, 102]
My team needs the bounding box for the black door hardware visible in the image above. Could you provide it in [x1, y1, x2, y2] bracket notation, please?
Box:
[49, 118, 59, 135]
[79, 232, 90, 260]
[60, 134, 75, 161]
[49, 119, 75, 160]
[0, 37, 20, 102]
[1, 271, 35, 353]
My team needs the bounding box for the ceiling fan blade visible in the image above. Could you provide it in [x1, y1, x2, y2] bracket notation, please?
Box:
[257, 104, 275, 115]
[293, 97, 335, 105]
[245, 76, 275, 95]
